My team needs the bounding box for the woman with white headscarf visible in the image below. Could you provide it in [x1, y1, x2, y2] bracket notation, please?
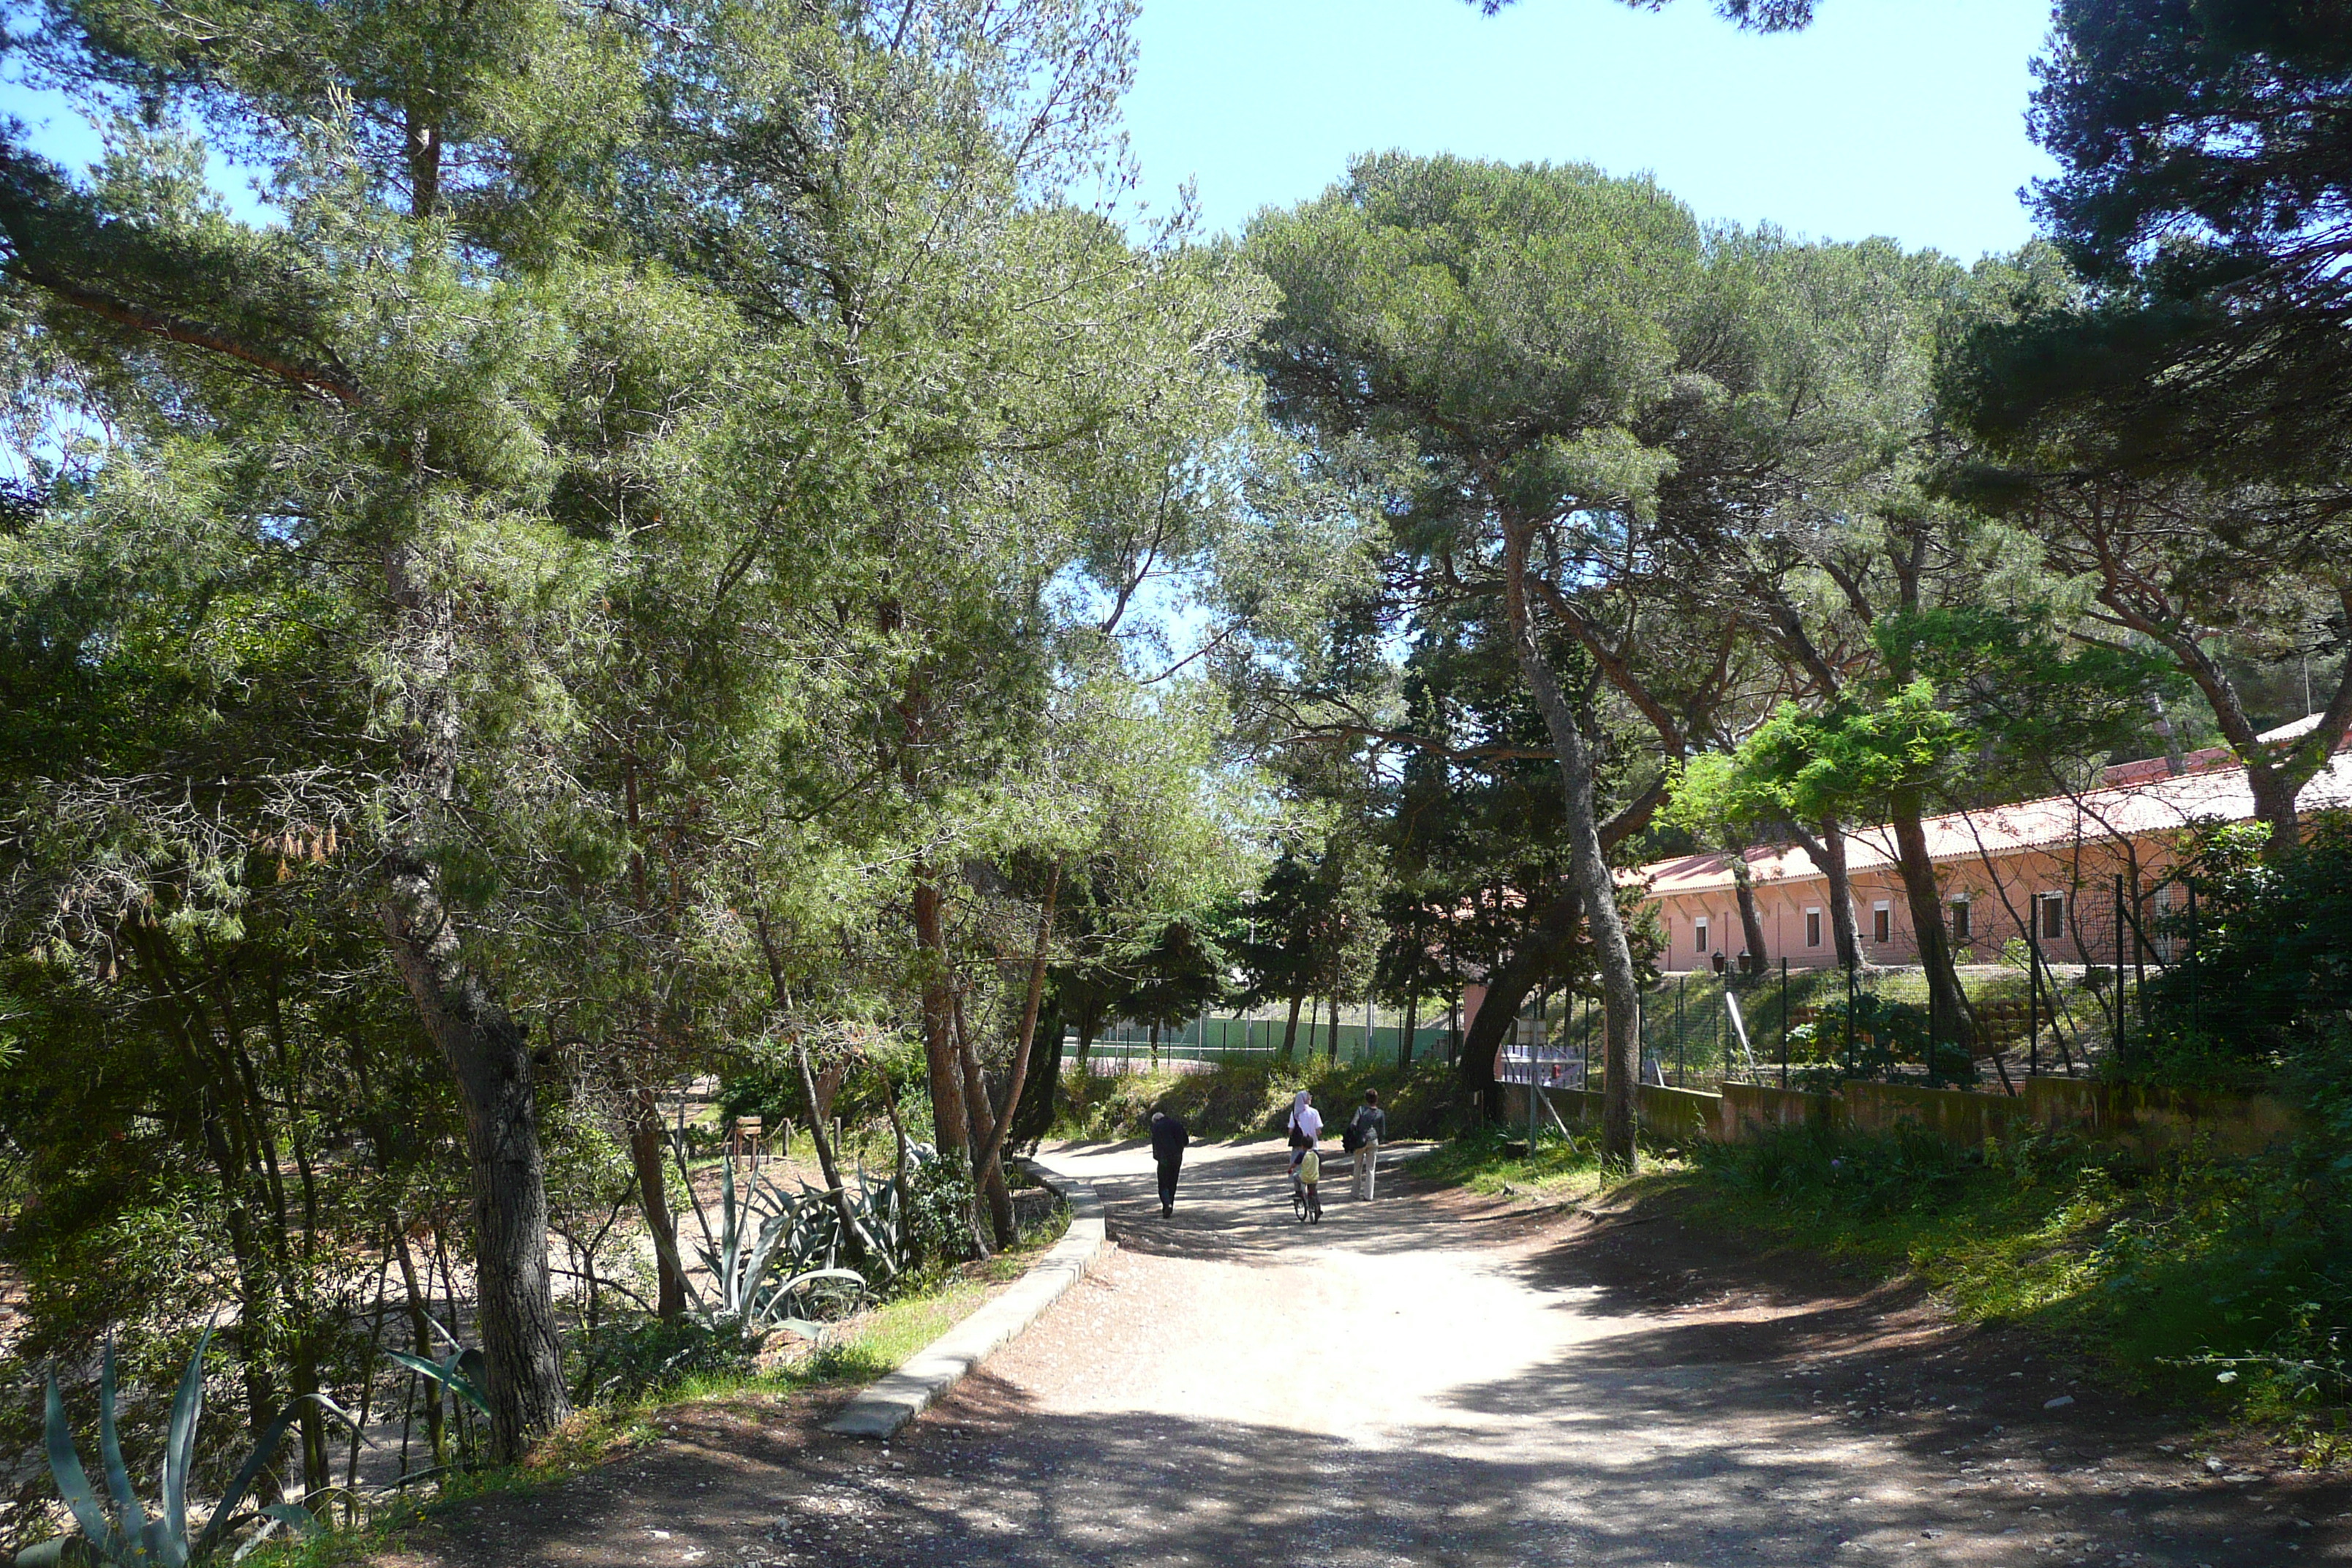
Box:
[1286, 1089, 1322, 1173]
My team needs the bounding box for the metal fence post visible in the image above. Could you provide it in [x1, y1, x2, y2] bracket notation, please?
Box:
[2027, 913, 2041, 1078]
[1779, 957, 1790, 1090]
[2114, 872, 2127, 1058]
[1844, 960, 1857, 1080]
[2187, 881, 2199, 1038]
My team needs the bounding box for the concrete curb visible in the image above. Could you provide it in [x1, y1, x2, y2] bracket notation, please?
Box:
[822, 1163, 1105, 1441]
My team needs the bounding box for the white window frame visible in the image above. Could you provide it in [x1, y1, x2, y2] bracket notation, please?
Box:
[1694, 916, 1710, 954]
[1805, 906, 1823, 949]
[2036, 891, 2066, 941]
[1872, 900, 1892, 945]
[1949, 896, 1972, 941]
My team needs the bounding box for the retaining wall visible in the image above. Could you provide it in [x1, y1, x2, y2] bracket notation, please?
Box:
[1508, 1075, 2293, 1163]
[1841, 1080, 2038, 1145]
[1718, 1082, 1836, 1142]
[1504, 1082, 1741, 1147]
[2023, 1077, 2297, 1159]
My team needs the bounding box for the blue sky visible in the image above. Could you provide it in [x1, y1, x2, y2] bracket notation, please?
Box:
[3, 1, 2056, 260]
[1123, 0, 2059, 260]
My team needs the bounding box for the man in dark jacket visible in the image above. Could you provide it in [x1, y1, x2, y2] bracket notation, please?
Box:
[1149, 1106, 1190, 1217]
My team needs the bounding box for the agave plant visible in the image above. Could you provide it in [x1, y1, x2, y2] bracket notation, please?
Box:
[18, 1327, 355, 1567]
[383, 1317, 489, 1421]
[655, 1153, 864, 1341]
[381, 1315, 490, 1479]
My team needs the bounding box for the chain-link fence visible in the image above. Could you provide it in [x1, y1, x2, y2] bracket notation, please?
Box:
[1529, 955, 2135, 1092]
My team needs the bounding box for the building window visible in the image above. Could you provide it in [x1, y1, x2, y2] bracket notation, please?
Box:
[1950, 898, 1971, 940]
[1872, 902, 1892, 945]
[1695, 918, 1709, 954]
[1806, 907, 1822, 948]
[2038, 892, 2065, 941]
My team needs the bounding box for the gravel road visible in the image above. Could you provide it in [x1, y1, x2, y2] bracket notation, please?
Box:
[384, 1136, 2351, 1568]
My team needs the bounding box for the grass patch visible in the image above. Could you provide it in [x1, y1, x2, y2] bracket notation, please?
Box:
[1411, 1126, 1631, 1205]
[1676, 1123, 2352, 1460]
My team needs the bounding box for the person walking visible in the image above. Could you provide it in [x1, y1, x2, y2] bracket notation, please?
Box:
[1346, 1088, 1387, 1199]
[1150, 1105, 1191, 1217]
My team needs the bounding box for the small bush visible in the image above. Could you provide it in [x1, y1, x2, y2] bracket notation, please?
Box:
[569, 1317, 755, 1406]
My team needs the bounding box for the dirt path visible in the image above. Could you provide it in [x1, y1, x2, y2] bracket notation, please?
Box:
[380, 1137, 2350, 1568]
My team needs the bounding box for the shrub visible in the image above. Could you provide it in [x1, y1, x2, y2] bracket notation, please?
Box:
[2140, 813, 2352, 1083]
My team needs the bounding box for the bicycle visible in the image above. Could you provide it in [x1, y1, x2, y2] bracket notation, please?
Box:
[1290, 1150, 1324, 1224]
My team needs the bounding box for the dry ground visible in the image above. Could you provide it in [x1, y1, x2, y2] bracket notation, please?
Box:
[376, 1138, 2350, 1568]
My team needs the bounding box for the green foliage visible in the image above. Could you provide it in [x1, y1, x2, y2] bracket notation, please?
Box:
[2139, 815, 2352, 1082]
[897, 1154, 983, 1275]
[717, 1036, 924, 1136]
[1729, 684, 1971, 827]
[1782, 992, 1976, 1090]
[655, 1156, 870, 1340]
[22, 1328, 353, 1567]
[1055, 1058, 1459, 1144]
[1959, 0, 2352, 487]
[565, 1319, 756, 1410]
[1686, 1120, 2352, 1444]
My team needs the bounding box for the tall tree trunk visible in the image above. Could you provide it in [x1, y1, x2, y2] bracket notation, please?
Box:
[910, 872, 984, 1254]
[1731, 848, 1768, 970]
[625, 1085, 685, 1322]
[1281, 991, 1303, 1061]
[796, 1041, 880, 1266]
[1817, 821, 1862, 972]
[1502, 513, 1642, 1168]
[973, 865, 1059, 1184]
[2245, 762, 2304, 856]
[1006, 1006, 1063, 1154]
[952, 995, 1016, 1251]
[1400, 992, 1417, 1068]
[1325, 992, 1341, 1064]
[1888, 799, 1975, 1069]
[1458, 891, 1579, 1122]
[380, 864, 570, 1460]
[1783, 818, 1861, 970]
[377, 503, 568, 1458]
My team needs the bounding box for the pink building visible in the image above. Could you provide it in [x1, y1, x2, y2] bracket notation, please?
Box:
[1636, 720, 2352, 974]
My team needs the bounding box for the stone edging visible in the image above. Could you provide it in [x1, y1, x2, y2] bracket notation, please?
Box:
[821, 1161, 1104, 1441]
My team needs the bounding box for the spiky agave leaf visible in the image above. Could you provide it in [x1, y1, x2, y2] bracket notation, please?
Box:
[94, 1341, 147, 1556]
[188, 1387, 363, 1564]
[38, 1379, 119, 1561]
[13, 1532, 103, 1565]
[159, 1324, 215, 1561]
[385, 1352, 491, 1417]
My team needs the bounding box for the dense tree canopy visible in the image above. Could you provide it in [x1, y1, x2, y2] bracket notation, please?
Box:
[7, 5, 2352, 1555]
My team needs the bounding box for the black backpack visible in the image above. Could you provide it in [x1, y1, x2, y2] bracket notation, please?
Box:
[1341, 1124, 1365, 1153]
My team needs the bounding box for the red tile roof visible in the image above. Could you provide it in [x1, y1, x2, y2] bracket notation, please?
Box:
[1629, 721, 2352, 898]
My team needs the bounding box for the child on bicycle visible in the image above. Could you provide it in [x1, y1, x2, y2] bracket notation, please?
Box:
[1285, 1090, 1322, 1174]
[1286, 1090, 1324, 1218]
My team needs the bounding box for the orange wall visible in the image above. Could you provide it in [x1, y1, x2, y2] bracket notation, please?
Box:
[1648, 836, 2187, 973]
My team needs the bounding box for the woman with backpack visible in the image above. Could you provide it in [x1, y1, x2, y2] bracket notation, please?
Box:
[1286, 1089, 1324, 1222]
[1286, 1089, 1322, 1172]
[1343, 1088, 1387, 1199]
